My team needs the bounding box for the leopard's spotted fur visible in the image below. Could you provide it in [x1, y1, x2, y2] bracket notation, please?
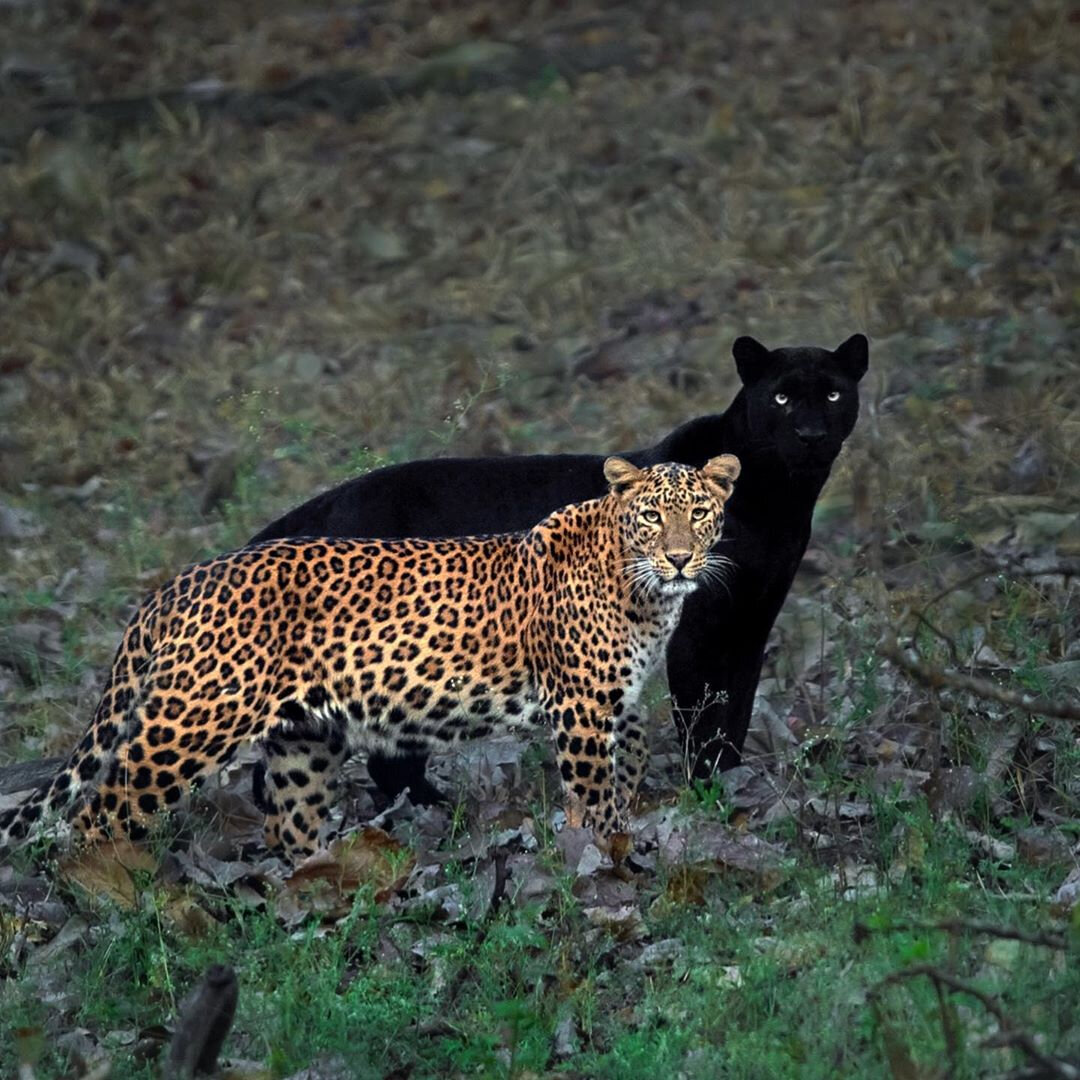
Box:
[0, 456, 739, 861]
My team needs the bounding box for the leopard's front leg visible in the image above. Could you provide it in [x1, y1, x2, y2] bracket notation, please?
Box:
[545, 693, 626, 842]
[613, 710, 647, 817]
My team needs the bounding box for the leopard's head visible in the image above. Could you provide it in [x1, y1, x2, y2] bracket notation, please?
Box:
[604, 456, 741, 595]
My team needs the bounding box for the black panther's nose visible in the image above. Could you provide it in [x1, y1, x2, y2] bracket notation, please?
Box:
[795, 427, 827, 445]
[667, 552, 691, 571]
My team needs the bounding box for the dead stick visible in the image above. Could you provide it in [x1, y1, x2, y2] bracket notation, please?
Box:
[871, 965, 1078, 1079]
[878, 635, 1080, 722]
[164, 964, 238, 1079]
[930, 919, 1068, 951]
[856, 917, 1068, 951]
[863, 403, 1079, 724]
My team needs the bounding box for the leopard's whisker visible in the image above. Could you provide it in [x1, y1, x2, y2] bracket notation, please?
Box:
[697, 558, 734, 600]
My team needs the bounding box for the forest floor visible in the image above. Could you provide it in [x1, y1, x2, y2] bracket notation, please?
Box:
[1, 1, 1079, 1076]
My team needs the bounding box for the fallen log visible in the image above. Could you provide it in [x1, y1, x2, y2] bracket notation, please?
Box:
[0, 756, 63, 796]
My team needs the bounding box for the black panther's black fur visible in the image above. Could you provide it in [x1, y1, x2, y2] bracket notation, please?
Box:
[251, 334, 869, 804]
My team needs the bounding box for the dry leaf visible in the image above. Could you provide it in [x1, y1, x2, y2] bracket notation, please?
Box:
[59, 840, 158, 907]
[275, 828, 414, 924]
[583, 903, 645, 941]
[163, 894, 217, 938]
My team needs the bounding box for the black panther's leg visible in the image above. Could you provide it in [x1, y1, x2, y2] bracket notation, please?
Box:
[665, 597, 769, 778]
[256, 740, 446, 811]
[366, 750, 447, 806]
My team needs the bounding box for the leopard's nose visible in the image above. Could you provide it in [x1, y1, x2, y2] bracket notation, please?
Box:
[667, 551, 691, 571]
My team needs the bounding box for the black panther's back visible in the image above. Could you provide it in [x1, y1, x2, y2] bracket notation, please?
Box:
[251, 452, 614, 543]
[252, 413, 735, 547]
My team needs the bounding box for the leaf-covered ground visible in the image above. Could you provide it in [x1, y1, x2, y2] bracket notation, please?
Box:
[1, 1, 1079, 1076]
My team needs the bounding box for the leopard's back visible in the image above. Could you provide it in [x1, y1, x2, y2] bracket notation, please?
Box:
[1, 532, 547, 858]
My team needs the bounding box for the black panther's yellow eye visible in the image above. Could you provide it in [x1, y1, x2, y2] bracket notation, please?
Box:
[827, 390, 841, 402]
[774, 393, 789, 406]
[641, 509, 661, 524]
[691, 507, 709, 521]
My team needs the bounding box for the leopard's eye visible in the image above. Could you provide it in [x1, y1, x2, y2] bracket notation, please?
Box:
[774, 393, 789, 406]
[826, 390, 841, 403]
[691, 507, 709, 522]
[641, 509, 661, 524]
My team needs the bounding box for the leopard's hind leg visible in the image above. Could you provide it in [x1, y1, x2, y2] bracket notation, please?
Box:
[73, 700, 251, 845]
[0, 599, 158, 853]
[259, 703, 349, 862]
[71, 640, 268, 845]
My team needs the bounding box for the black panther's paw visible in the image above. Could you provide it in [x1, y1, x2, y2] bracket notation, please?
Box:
[367, 751, 448, 807]
[251, 759, 273, 813]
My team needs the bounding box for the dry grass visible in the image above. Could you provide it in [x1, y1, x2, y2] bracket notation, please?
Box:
[0, 0, 1077, 789]
[0, 0, 1074, 770]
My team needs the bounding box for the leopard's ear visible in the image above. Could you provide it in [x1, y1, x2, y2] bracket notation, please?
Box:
[702, 454, 740, 499]
[604, 457, 644, 495]
[732, 336, 773, 386]
[833, 333, 869, 381]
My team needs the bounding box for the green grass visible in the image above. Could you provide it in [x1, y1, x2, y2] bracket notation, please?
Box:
[3, 798, 1077, 1078]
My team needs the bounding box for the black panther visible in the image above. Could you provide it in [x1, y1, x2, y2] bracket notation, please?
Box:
[251, 334, 869, 804]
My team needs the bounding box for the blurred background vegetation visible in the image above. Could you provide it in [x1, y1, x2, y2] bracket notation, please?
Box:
[0, 1, 1078, 1076]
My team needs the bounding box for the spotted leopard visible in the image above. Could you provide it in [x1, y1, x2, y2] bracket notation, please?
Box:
[0, 455, 739, 862]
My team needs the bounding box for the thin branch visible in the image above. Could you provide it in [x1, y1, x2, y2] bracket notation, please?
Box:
[856, 918, 1069, 951]
[919, 563, 1003, 613]
[910, 608, 962, 666]
[871, 965, 1078, 1079]
[878, 634, 1080, 722]
[931, 974, 961, 1076]
[863, 399, 1079, 726]
[931, 919, 1068, 951]
[873, 964, 1007, 1025]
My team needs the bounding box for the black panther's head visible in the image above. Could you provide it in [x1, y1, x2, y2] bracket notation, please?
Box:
[733, 334, 869, 473]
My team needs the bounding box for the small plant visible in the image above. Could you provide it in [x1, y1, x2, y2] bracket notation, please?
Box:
[683, 775, 729, 815]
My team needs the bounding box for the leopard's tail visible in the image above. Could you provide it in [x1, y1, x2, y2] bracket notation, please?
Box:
[0, 759, 77, 853]
[0, 595, 159, 855]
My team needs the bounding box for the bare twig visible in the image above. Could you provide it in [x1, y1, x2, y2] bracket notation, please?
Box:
[911, 608, 962, 666]
[856, 917, 1069, 951]
[878, 635, 1080, 722]
[864, 398, 1079, 726]
[164, 964, 238, 1079]
[931, 973, 962, 1072]
[871, 965, 1079, 1080]
[933, 919, 1068, 950]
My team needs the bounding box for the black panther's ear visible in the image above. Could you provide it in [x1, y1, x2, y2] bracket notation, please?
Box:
[732, 336, 772, 385]
[834, 333, 869, 381]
